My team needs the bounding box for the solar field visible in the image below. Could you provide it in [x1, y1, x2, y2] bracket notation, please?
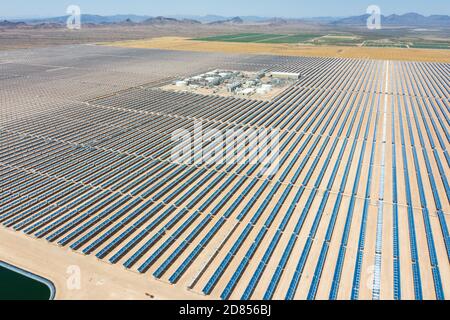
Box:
[0, 45, 449, 300]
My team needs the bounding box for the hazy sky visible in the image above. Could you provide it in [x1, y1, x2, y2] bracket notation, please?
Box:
[1, 0, 449, 19]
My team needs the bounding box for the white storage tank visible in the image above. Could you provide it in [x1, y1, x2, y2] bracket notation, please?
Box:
[256, 84, 273, 94]
[206, 77, 221, 86]
[219, 72, 232, 79]
[240, 88, 255, 95]
[269, 72, 301, 80]
[175, 80, 188, 87]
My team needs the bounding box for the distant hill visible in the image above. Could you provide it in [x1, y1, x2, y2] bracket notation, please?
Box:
[239, 16, 273, 23]
[23, 14, 151, 25]
[0, 20, 27, 28]
[168, 15, 272, 23]
[13, 14, 203, 28]
[333, 13, 450, 27]
[260, 18, 289, 26]
[31, 22, 66, 29]
[0, 20, 62, 30]
[209, 16, 244, 25]
[142, 16, 201, 25]
[3, 12, 450, 29]
[167, 15, 226, 23]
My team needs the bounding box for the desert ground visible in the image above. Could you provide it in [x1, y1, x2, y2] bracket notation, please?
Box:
[106, 36, 450, 62]
[0, 227, 203, 299]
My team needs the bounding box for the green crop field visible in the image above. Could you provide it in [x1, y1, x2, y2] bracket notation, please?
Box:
[193, 33, 450, 50]
[411, 42, 450, 50]
[224, 34, 287, 42]
[194, 33, 325, 44]
[194, 33, 262, 42]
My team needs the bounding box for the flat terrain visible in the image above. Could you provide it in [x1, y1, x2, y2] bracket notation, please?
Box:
[1, 23, 449, 52]
[0, 45, 449, 301]
[0, 228, 202, 299]
[107, 37, 450, 62]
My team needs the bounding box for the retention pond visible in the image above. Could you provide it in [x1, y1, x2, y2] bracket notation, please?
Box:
[0, 261, 55, 300]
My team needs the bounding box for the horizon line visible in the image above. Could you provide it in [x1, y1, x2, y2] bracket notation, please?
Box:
[2, 11, 449, 21]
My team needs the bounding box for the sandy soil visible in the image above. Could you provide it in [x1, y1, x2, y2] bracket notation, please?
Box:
[1, 45, 448, 301]
[105, 37, 450, 63]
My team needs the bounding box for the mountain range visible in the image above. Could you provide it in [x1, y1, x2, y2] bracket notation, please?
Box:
[142, 16, 201, 25]
[22, 14, 151, 24]
[208, 17, 244, 25]
[1, 13, 449, 29]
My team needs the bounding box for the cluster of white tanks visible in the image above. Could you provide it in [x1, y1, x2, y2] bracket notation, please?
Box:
[172, 69, 300, 98]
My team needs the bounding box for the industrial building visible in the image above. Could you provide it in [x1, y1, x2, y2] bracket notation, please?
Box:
[164, 69, 296, 100]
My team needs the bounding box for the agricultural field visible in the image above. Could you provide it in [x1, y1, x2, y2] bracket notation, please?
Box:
[410, 42, 450, 50]
[110, 37, 450, 63]
[259, 34, 324, 44]
[363, 40, 450, 49]
[195, 33, 324, 44]
[195, 33, 287, 43]
[363, 41, 410, 48]
[195, 33, 331, 44]
[194, 33, 263, 42]
[194, 33, 450, 50]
